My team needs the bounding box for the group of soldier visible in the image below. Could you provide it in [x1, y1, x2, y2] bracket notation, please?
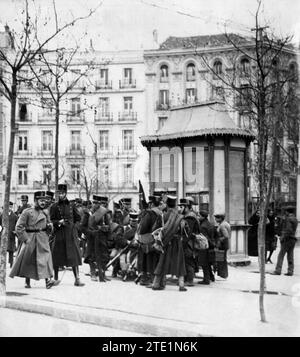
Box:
[0, 185, 231, 292]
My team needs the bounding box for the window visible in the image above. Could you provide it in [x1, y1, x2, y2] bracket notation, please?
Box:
[158, 117, 167, 130]
[100, 69, 108, 84]
[186, 88, 197, 103]
[123, 130, 133, 151]
[19, 103, 28, 121]
[158, 90, 169, 109]
[99, 97, 109, 114]
[18, 131, 28, 151]
[288, 63, 298, 83]
[241, 58, 250, 75]
[42, 130, 53, 151]
[275, 145, 281, 169]
[289, 178, 297, 201]
[71, 98, 80, 115]
[288, 146, 297, 171]
[186, 63, 196, 81]
[238, 85, 252, 109]
[71, 130, 81, 150]
[160, 64, 168, 82]
[124, 163, 133, 185]
[99, 130, 109, 151]
[213, 60, 223, 76]
[170, 154, 174, 182]
[18, 164, 28, 185]
[71, 165, 81, 185]
[124, 68, 132, 84]
[42, 164, 52, 185]
[100, 164, 109, 185]
[212, 85, 224, 100]
[124, 97, 133, 111]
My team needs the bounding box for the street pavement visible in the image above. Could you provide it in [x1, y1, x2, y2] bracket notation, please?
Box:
[1, 244, 300, 337]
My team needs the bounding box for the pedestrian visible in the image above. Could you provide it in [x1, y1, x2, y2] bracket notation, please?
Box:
[15, 195, 31, 248]
[198, 210, 217, 285]
[214, 213, 230, 279]
[137, 195, 163, 286]
[152, 195, 187, 292]
[247, 209, 260, 257]
[88, 195, 112, 282]
[178, 197, 199, 287]
[50, 184, 84, 286]
[272, 206, 298, 276]
[265, 209, 277, 263]
[0, 202, 18, 268]
[9, 191, 55, 289]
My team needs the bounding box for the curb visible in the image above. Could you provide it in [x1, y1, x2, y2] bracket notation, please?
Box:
[1, 295, 210, 337]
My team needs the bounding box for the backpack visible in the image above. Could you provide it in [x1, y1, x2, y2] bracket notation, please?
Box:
[194, 233, 209, 250]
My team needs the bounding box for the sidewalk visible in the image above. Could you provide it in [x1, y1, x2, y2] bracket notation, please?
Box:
[1, 247, 300, 337]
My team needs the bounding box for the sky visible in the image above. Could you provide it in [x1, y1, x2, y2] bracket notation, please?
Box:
[0, 0, 300, 50]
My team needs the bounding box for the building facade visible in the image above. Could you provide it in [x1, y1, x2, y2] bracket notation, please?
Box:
[0, 47, 149, 210]
[143, 34, 299, 215]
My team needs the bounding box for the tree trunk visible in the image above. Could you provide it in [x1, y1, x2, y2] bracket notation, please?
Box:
[0, 72, 17, 295]
[55, 101, 60, 196]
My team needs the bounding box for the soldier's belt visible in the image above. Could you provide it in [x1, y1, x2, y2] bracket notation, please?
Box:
[26, 228, 47, 232]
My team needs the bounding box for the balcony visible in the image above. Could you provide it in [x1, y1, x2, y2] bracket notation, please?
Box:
[66, 147, 85, 157]
[118, 111, 137, 122]
[155, 101, 170, 111]
[37, 149, 55, 158]
[16, 114, 33, 124]
[94, 111, 113, 123]
[38, 112, 56, 124]
[119, 79, 136, 89]
[186, 74, 196, 82]
[14, 149, 32, 157]
[160, 76, 169, 83]
[95, 80, 113, 90]
[66, 112, 85, 124]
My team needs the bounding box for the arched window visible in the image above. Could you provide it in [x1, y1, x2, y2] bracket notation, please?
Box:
[160, 64, 169, 82]
[241, 58, 250, 75]
[186, 63, 196, 81]
[213, 60, 223, 76]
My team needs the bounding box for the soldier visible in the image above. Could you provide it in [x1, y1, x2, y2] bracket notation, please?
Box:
[80, 200, 92, 259]
[88, 195, 112, 282]
[119, 198, 131, 225]
[178, 198, 199, 286]
[119, 212, 139, 280]
[152, 196, 187, 292]
[15, 195, 31, 217]
[0, 202, 18, 268]
[198, 210, 217, 285]
[9, 191, 55, 289]
[137, 195, 163, 286]
[214, 213, 230, 279]
[50, 184, 84, 287]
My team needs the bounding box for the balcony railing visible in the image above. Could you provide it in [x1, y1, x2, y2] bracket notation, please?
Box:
[94, 111, 113, 122]
[156, 101, 170, 111]
[186, 74, 196, 82]
[14, 149, 32, 156]
[160, 76, 169, 83]
[118, 111, 137, 122]
[37, 149, 54, 157]
[95, 80, 113, 90]
[66, 147, 85, 156]
[38, 112, 56, 123]
[66, 112, 85, 123]
[119, 79, 137, 89]
[17, 114, 32, 123]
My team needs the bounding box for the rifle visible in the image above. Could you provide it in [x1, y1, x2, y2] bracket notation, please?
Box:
[122, 253, 138, 282]
[105, 243, 130, 271]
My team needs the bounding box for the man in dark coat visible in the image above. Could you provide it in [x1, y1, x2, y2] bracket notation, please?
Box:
[137, 195, 163, 286]
[214, 213, 231, 279]
[10, 191, 55, 289]
[0, 202, 18, 267]
[178, 198, 199, 286]
[198, 210, 217, 285]
[152, 196, 187, 292]
[247, 210, 260, 257]
[273, 206, 298, 276]
[50, 184, 84, 286]
[88, 195, 112, 282]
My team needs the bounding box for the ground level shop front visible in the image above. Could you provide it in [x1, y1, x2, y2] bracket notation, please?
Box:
[141, 102, 255, 263]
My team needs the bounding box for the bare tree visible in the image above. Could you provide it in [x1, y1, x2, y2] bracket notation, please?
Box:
[0, 0, 97, 295]
[198, 1, 298, 321]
